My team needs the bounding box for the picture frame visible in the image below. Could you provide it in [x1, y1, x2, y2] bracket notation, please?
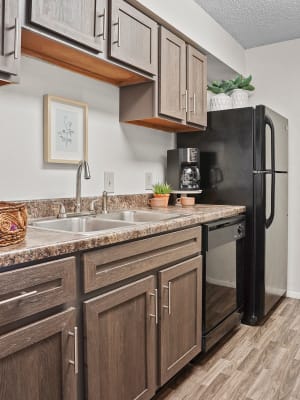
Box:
[44, 95, 88, 164]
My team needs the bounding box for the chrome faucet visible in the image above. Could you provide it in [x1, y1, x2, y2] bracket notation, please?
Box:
[102, 190, 108, 214]
[75, 160, 91, 213]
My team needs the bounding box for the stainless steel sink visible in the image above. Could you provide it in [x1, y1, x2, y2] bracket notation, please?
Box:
[31, 216, 136, 234]
[30, 210, 183, 235]
[99, 210, 181, 222]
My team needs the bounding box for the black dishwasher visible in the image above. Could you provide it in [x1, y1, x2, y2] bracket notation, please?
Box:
[202, 215, 245, 352]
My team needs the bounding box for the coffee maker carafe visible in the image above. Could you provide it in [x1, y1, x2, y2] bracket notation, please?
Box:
[167, 148, 201, 190]
[180, 164, 200, 189]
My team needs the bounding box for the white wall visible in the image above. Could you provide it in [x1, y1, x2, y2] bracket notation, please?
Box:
[246, 38, 300, 297]
[138, 0, 246, 75]
[0, 57, 174, 200]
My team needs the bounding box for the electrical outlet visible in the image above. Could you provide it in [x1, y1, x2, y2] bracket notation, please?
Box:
[104, 171, 114, 192]
[145, 172, 153, 190]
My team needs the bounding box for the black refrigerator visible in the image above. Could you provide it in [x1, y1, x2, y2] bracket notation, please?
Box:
[177, 105, 288, 325]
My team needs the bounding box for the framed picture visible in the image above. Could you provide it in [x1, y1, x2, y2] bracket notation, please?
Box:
[44, 95, 88, 164]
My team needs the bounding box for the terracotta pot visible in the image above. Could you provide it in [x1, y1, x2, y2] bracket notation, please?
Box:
[176, 196, 195, 207]
[153, 193, 170, 207]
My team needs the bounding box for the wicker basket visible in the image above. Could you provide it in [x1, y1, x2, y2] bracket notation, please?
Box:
[0, 202, 28, 247]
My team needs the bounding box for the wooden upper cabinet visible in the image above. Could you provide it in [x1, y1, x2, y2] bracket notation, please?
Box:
[0, 308, 78, 400]
[159, 27, 186, 121]
[29, 0, 107, 52]
[159, 256, 202, 385]
[187, 45, 207, 126]
[0, 0, 20, 80]
[119, 27, 207, 132]
[84, 275, 157, 400]
[109, 0, 158, 75]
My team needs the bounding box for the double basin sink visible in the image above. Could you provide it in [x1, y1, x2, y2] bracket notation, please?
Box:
[31, 210, 182, 235]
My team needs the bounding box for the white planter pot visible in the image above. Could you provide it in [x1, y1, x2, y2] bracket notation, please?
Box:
[210, 93, 232, 111]
[231, 89, 249, 108]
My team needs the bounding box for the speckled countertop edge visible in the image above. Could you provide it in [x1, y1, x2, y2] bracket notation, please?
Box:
[0, 205, 245, 268]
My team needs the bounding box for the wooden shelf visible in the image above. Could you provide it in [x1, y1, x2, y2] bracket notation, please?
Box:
[126, 118, 201, 133]
[21, 28, 152, 87]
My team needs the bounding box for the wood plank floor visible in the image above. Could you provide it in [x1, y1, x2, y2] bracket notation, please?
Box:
[153, 297, 300, 400]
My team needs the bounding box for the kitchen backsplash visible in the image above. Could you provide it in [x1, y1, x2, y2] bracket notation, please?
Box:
[23, 194, 152, 219]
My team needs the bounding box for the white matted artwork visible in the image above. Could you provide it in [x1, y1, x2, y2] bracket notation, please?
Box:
[44, 95, 88, 164]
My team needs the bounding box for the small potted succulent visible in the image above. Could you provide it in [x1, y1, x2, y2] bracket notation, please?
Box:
[152, 182, 172, 207]
[231, 75, 255, 108]
[207, 79, 236, 111]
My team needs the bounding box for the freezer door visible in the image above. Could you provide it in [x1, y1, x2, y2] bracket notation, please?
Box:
[264, 107, 288, 172]
[264, 172, 288, 315]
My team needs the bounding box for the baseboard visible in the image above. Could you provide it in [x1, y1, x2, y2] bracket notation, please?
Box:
[286, 290, 300, 299]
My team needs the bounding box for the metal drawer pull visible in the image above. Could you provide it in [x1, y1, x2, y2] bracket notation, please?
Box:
[68, 327, 79, 375]
[162, 282, 172, 315]
[149, 289, 158, 324]
[113, 17, 121, 47]
[97, 8, 106, 40]
[14, 17, 20, 59]
[0, 290, 38, 306]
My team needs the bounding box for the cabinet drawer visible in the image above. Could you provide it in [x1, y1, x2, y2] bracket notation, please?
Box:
[0, 257, 76, 326]
[83, 227, 201, 293]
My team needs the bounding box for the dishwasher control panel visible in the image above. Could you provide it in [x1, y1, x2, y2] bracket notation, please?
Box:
[203, 215, 246, 250]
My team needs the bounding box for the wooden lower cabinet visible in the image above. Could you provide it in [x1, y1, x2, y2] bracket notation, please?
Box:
[84, 275, 157, 400]
[159, 256, 202, 385]
[84, 255, 202, 399]
[0, 308, 78, 400]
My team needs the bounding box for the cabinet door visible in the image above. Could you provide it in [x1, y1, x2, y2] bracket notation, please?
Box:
[187, 45, 207, 126]
[110, 0, 157, 75]
[159, 256, 202, 385]
[84, 276, 157, 400]
[30, 0, 107, 52]
[0, 308, 78, 400]
[159, 27, 186, 121]
[0, 0, 20, 77]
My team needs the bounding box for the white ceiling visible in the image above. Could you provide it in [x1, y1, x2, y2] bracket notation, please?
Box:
[194, 0, 300, 49]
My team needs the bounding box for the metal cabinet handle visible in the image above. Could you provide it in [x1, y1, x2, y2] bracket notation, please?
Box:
[68, 327, 79, 375]
[97, 8, 107, 41]
[191, 93, 196, 113]
[14, 17, 20, 59]
[162, 282, 171, 315]
[182, 90, 188, 112]
[113, 17, 121, 47]
[0, 290, 38, 306]
[149, 289, 158, 324]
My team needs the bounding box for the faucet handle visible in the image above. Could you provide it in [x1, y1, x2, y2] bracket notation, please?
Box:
[102, 191, 108, 214]
[56, 202, 67, 219]
[89, 199, 99, 213]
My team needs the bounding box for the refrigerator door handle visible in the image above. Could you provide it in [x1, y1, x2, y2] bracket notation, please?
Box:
[265, 116, 276, 228]
[265, 173, 275, 228]
[265, 116, 275, 173]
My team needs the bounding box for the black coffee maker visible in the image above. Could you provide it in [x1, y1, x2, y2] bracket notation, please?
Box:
[167, 148, 201, 190]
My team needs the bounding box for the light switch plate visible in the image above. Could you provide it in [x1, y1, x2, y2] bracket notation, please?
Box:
[104, 171, 114, 192]
[145, 172, 153, 190]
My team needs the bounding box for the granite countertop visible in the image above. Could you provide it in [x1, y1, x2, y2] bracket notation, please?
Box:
[0, 204, 245, 268]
